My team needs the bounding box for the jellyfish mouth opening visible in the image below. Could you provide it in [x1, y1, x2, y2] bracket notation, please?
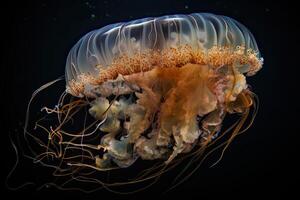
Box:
[23, 45, 259, 192]
[82, 60, 255, 168]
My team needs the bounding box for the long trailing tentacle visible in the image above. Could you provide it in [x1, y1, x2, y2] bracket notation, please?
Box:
[6, 76, 64, 190]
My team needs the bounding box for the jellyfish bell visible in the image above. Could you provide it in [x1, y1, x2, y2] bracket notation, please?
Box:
[23, 13, 262, 191]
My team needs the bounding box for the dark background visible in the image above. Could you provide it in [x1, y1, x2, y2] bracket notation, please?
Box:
[2, 0, 299, 199]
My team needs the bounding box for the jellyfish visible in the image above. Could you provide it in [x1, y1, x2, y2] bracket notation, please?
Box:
[22, 13, 262, 192]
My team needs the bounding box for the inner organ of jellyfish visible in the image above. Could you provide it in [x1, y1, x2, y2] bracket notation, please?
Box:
[24, 13, 263, 190]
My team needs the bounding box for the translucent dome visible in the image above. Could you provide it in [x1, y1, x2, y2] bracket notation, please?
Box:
[65, 13, 262, 97]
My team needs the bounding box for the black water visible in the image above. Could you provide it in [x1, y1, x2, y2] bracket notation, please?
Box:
[3, 0, 298, 199]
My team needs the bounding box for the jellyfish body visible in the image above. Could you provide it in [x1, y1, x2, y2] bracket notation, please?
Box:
[26, 13, 262, 190]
